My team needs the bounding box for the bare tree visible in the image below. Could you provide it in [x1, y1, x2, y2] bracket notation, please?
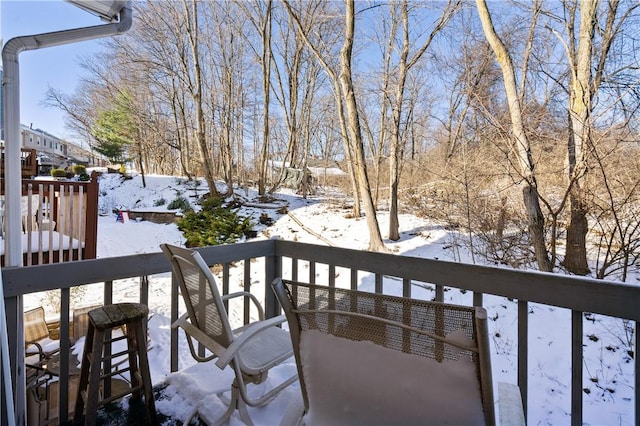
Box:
[476, 0, 553, 271]
[117, 1, 210, 178]
[560, 0, 637, 274]
[237, 0, 273, 195]
[590, 135, 640, 281]
[386, 0, 461, 241]
[182, 0, 221, 195]
[285, 0, 386, 251]
[268, 1, 323, 195]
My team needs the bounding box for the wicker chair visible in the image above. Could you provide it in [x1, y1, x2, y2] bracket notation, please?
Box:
[272, 279, 525, 426]
[161, 244, 297, 425]
[24, 307, 60, 372]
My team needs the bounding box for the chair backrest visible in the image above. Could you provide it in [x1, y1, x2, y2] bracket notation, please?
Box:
[161, 244, 234, 348]
[72, 305, 101, 343]
[273, 279, 496, 426]
[21, 194, 39, 232]
[24, 307, 50, 344]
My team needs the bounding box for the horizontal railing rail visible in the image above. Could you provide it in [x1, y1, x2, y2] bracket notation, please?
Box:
[1, 239, 638, 426]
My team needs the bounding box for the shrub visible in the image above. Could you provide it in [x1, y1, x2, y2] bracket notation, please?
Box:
[154, 198, 167, 207]
[178, 196, 254, 247]
[51, 168, 67, 178]
[72, 164, 87, 175]
[78, 173, 91, 181]
[168, 196, 191, 211]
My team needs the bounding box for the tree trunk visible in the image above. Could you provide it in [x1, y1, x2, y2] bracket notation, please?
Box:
[137, 154, 147, 188]
[476, 0, 552, 271]
[564, 0, 598, 275]
[387, 3, 407, 242]
[183, 0, 219, 196]
[340, 101, 362, 218]
[388, 0, 459, 241]
[283, 0, 363, 218]
[565, 191, 590, 274]
[340, 0, 386, 251]
[258, 1, 273, 196]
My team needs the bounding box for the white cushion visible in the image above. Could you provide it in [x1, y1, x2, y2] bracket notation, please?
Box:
[300, 330, 485, 426]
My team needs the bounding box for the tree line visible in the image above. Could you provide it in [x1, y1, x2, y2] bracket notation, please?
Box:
[46, 0, 640, 280]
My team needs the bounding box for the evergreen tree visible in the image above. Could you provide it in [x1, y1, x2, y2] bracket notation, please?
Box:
[92, 91, 137, 164]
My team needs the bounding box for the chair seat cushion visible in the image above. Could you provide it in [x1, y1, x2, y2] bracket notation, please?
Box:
[237, 326, 293, 376]
[300, 329, 485, 426]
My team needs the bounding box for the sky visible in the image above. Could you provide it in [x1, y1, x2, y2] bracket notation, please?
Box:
[1, 0, 116, 142]
[22, 173, 636, 425]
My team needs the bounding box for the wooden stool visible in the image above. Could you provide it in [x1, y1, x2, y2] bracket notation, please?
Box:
[73, 303, 157, 425]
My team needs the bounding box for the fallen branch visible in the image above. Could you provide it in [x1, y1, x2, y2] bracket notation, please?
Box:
[287, 212, 335, 247]
[242, 202, 286, 210]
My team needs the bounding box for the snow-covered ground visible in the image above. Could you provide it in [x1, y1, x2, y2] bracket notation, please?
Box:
[25, 173, 635, 425]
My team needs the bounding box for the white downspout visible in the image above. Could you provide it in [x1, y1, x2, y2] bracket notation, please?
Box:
[0, 4, 131, 423]
[2, 4, 132, 267]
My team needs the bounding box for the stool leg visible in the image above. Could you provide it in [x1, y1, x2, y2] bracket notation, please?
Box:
[102, 327, 113, 399]
[126, 322, 141, 400]
[132, 319, 157, 424]
[84, 328, 106, 426]
[73, 324, 94, 425]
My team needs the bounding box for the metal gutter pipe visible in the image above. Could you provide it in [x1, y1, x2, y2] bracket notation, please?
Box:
[2, 3, 131, 268]
[0, 3, 131, 423]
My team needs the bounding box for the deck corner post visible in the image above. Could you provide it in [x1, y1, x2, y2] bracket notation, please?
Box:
[265, 251, 282, 319]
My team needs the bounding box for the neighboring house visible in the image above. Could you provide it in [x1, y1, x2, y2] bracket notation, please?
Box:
[66, 140, 108, 169]
[21, 125, 67, 161]
[17, 125, 108, 175]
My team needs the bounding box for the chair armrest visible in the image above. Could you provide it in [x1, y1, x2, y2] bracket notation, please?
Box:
[25, 341, 61, 363]
[221, 291, 265, 320]
[25, 341, 45, 359]
[215, 314, 288, 369]
[172, 313, 228, 359]
[497, 382, 525, 426]
[170, 312, 190, 330]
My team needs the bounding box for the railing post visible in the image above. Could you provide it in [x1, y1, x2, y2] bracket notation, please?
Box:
[375, 274, 383, 294]
[636, 321, 639, 426]
[243, 261, 251, 324]
[83, 171, 99, 260]
[58, 288, 71, 423]
[571, 311, 583, 426]
[1, 294, 19, 426]
[170, 271, 179, 373]
[518, 300, 528, 420]
[5, 296, 25, 426]
[140, 275, 150, 337]
[473, 292, 483, 307]
[265, 252, 281, 319]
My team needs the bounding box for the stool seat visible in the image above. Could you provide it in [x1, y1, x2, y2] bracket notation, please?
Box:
[89, 303, 149, 330]
[74, 303, 157, 425]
